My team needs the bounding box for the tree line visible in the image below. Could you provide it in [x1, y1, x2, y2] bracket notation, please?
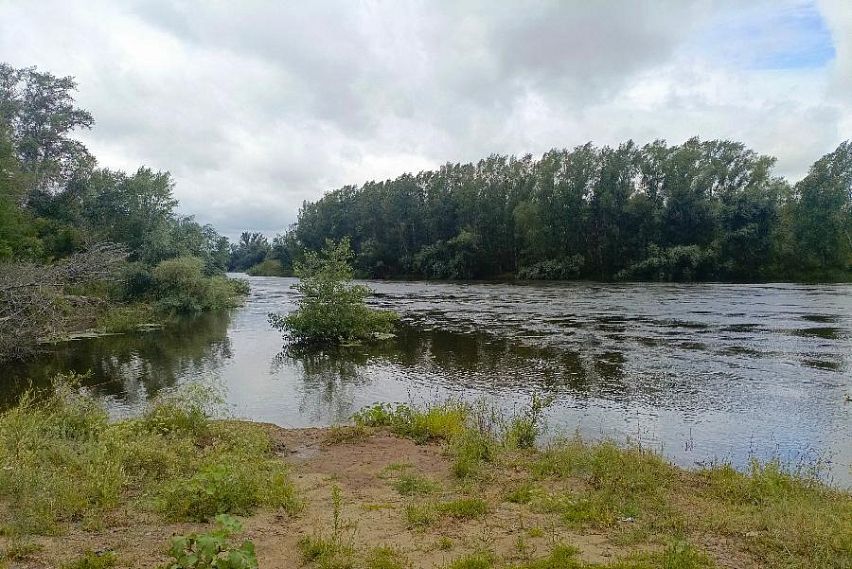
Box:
[0, 64, 245, 361]
[244, 138, 850, 282]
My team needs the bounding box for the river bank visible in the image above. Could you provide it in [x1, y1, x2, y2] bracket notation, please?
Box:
[1, 386, 849, 569]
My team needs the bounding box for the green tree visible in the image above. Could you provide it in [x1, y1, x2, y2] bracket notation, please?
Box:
[790, 141, 852, 274]
[268, 238, 397, 344]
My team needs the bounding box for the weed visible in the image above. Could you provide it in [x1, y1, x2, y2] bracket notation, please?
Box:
[505, 482, 538, 504]
[324, 425, 370, 445]
[392, 474, 440, 496]
[438, 498, 488, 520]
[404, 502, 437, 529]
[164, 514, 257, 569]
[509, 544, 581, 568]
[437, 536, 454, 551]
[505, 394, 553, 450]
[61, 550, 117, 569]
[445, 551, 495, 569]
[3, 541, 42, 560]
[365, 546, 408, 569]
[353, 402, 468, 444]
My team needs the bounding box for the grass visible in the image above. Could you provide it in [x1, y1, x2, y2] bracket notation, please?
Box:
[0, 375, 300, 534]
[437, 497, 488, 519]
[446, 551, 496, 569]
[365, 546, 409, 569]
[404, 502, 437, 529]
[324, 424, 371, 445]
[3, 540, 43, 561]
[351, 399, 851, 568]
[392, 473, 440, 496]
[2, 390, 849, 569]
[60, 550, 117, 569]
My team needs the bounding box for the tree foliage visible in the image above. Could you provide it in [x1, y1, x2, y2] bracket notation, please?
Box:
[0, 63, 244, 361]
[287, 138, 851, 282]
[268, 239, 397, 344]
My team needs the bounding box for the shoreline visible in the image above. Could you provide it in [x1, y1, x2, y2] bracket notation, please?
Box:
[2, 410, 850, 569]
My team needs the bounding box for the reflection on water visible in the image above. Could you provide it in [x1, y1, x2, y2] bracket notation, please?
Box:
[2, 276, 851, 486]
[1, 312, 233, 412]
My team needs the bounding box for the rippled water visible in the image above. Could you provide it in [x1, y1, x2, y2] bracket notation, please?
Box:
[4, 276, 851, 485]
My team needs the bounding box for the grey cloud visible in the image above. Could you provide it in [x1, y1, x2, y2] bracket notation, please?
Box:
[0, 0, 848, 235]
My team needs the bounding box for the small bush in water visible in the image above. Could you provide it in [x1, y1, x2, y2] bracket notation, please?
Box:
[268, 238, 397, 344]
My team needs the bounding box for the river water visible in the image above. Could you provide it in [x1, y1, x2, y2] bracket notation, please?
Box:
[4, 276, 851, 485]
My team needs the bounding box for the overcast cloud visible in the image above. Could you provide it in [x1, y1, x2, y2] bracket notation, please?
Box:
[1, 0, 849, 237]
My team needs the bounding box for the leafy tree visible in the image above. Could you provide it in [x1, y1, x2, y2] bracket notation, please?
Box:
[290, 138, 850, 282]
[268, 238, 397, 344]
[228, 232, 270, 272]
[790, 141, 852, 275]
[0, 64, 94, 193]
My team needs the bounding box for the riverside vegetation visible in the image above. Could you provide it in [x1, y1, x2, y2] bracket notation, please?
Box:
[0, 381, 849, 568]
[236, 139, 852, 283]
[268, 238, 398, 345]
[0, 64, 247, 363]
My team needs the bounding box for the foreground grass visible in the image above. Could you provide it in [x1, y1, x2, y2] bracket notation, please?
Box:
[1, 388, 849, 568]
[354, 401, 852, 569]
[0, 376, 299, 536]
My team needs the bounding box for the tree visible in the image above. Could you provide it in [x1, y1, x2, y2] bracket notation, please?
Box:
[267, 238, 397, 344]
[790, 141, 852, 274]
[0, 64, 94, 193]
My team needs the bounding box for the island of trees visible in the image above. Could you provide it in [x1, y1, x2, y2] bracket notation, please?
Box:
[234, 139, 851, 282]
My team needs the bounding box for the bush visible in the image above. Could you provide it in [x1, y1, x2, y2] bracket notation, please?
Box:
[152, 256, 247, 314]
[517, 256, 585, 280]
[246, 259, 291, 277]
[268, 238, 397, 344]
[617, 245, 717, 282]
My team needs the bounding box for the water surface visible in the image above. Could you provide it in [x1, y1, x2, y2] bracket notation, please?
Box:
[4, 277, 851, 485]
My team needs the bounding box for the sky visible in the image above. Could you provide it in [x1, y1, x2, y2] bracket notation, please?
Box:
[1, 0, 850, 238]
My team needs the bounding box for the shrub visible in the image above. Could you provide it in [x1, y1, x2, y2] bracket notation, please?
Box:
[268, 238, 397, 344]
[246, 259, 291, 277]
[152, 257, 247, 314]
[516, 256, 584, 280]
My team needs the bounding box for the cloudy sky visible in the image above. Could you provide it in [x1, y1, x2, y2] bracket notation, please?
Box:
[1, 0, 850, 237]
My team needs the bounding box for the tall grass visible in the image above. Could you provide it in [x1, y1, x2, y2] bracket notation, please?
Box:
[0, 375, 300, 535]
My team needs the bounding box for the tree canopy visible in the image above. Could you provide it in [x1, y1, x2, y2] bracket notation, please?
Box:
[278, 138, 851, 282]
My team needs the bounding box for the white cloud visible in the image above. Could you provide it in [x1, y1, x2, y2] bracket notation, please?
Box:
[0, 0, 847, 237]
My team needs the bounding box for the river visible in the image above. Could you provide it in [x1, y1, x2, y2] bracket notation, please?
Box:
[4, 276, 851, 485]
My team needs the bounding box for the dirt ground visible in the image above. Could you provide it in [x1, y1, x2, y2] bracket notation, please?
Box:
[2, 427, 756, 568]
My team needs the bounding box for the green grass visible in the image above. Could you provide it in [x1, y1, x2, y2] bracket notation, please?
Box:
[3, 540, 43, 561]
[365, 546, 409, 569]
[445, 551, 496, 569]
[437, 497, 488, 519]
[392, 473, 440, 496]
[60, 550, 117, 569]
[404, 502, 437, 529]
[0, 376, 300, 534]
[504, 482, 538, 505]
[353, 402, 468, 444]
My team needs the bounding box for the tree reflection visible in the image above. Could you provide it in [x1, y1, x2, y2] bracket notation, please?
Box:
[2, 311, 233, 408]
